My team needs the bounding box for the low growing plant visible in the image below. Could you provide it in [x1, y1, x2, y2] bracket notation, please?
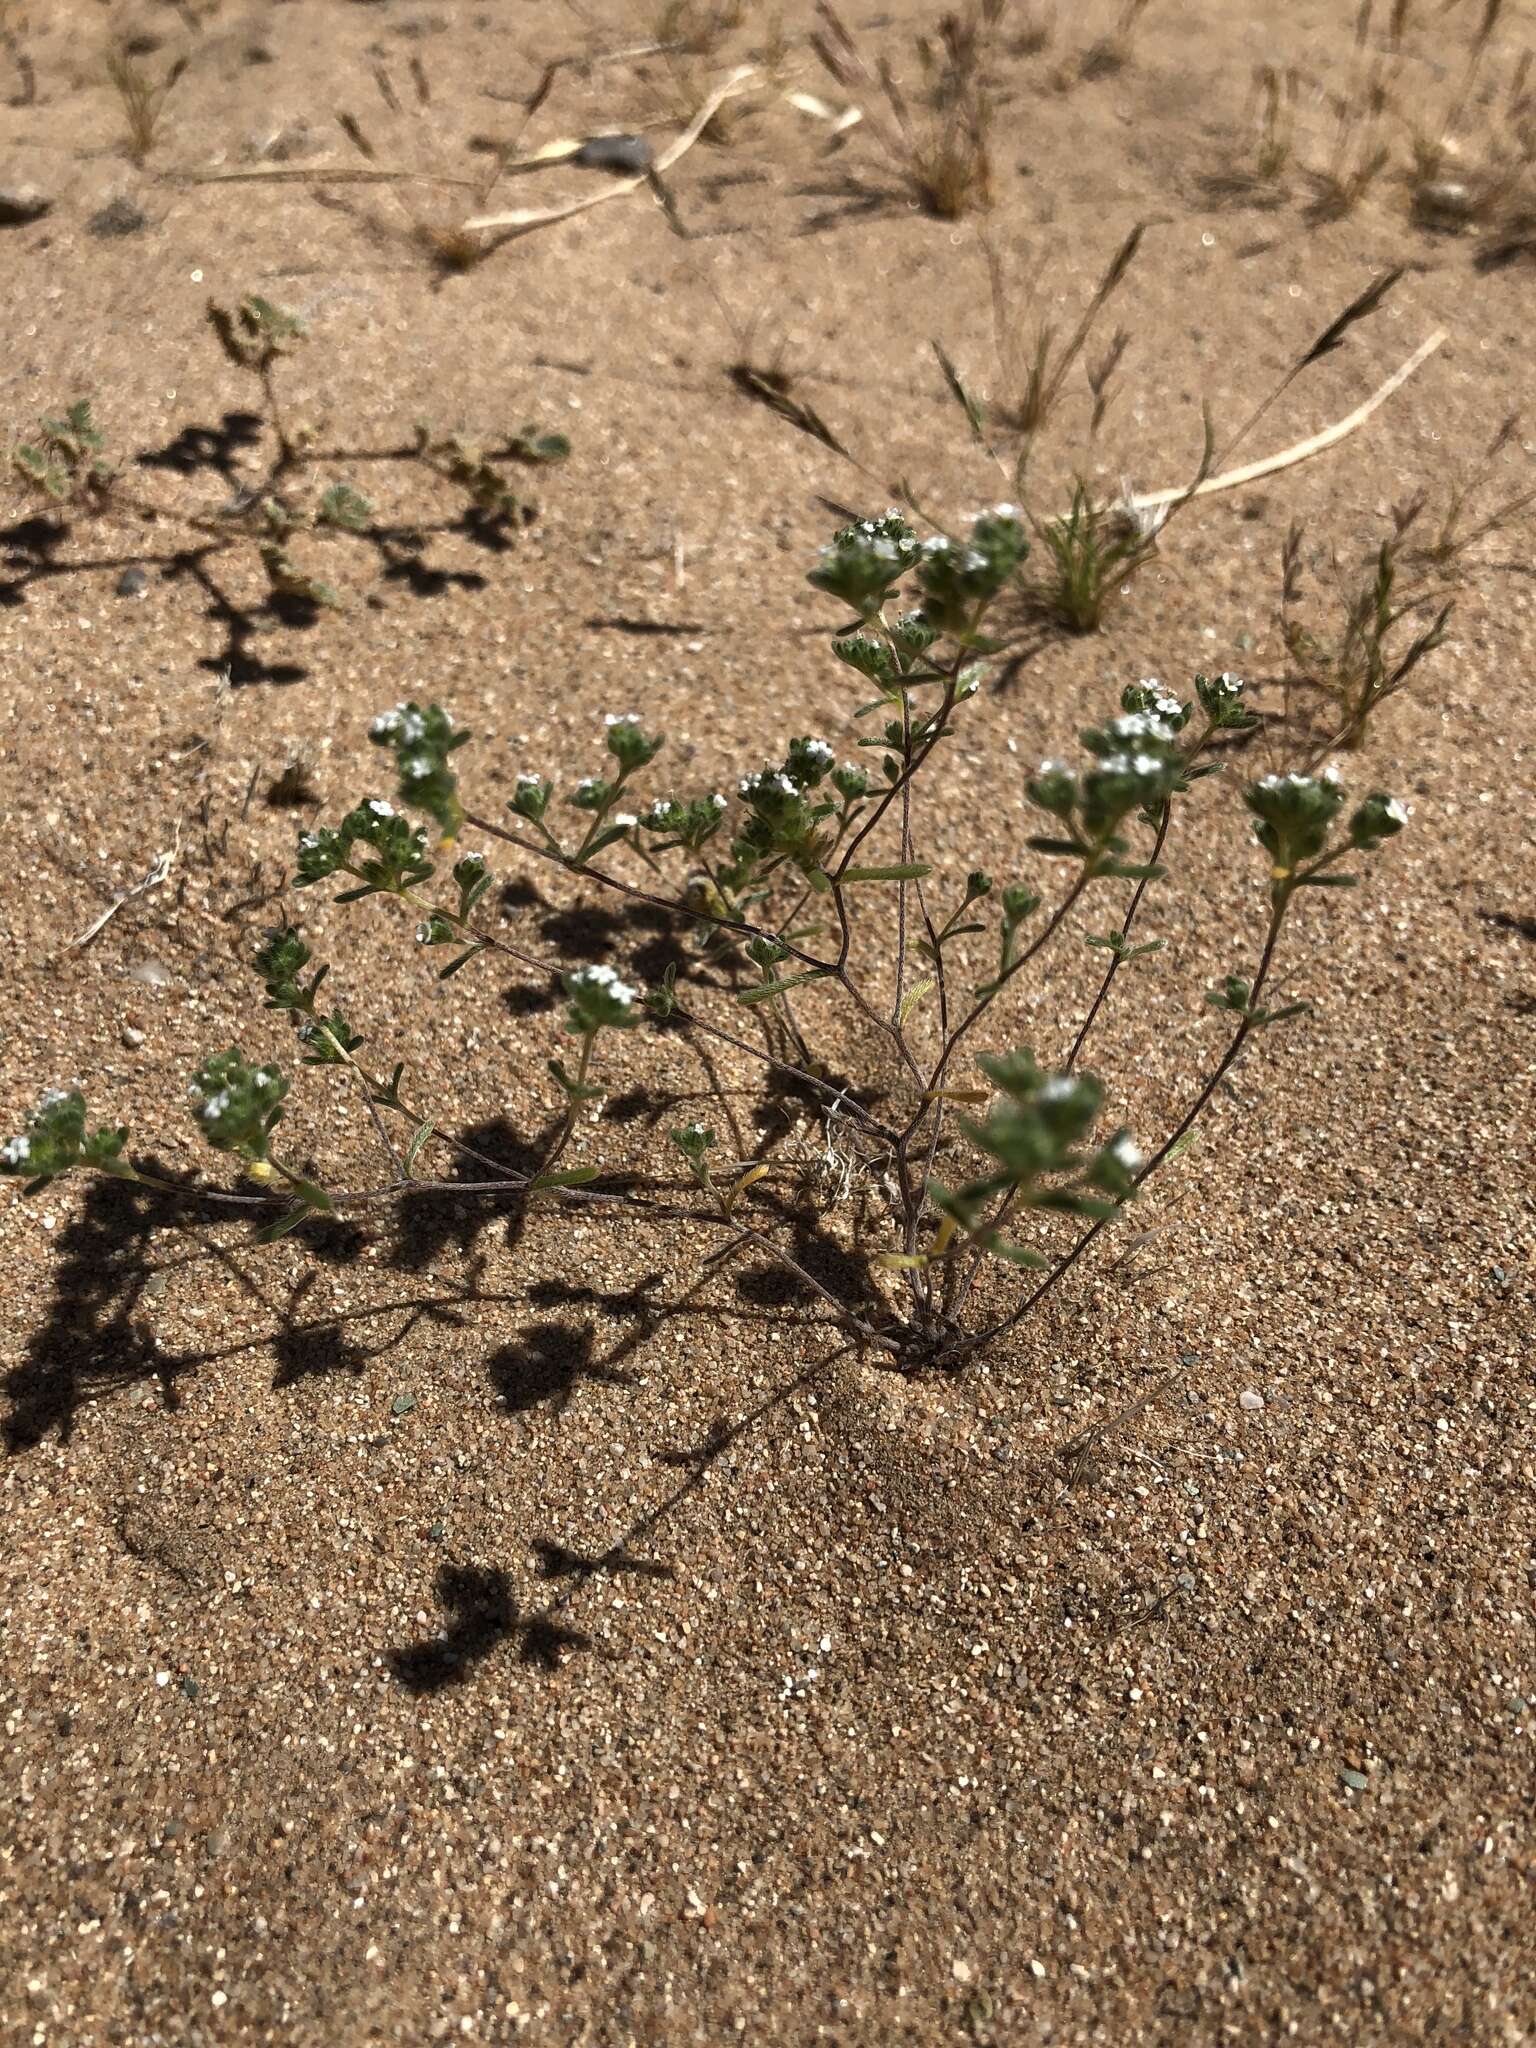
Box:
[3, 508, 1412, 1370]
[5, 290, 570, 637]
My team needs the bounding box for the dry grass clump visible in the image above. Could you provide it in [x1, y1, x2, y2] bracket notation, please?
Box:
[105, 36, 188, 165]
[979, 224, 1143, 466]
[812, 0, 1008, 219]
[1202, 0, 1535, 242]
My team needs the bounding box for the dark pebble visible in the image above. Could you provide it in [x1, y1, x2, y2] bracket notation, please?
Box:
[117, 566, 149, 598]
[89, 197, 150, 239]
[573, 133, 654, 175]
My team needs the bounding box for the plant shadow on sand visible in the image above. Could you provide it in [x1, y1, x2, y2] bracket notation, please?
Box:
[0, 413, 542, 687]
[4, 1094, 876, 1690]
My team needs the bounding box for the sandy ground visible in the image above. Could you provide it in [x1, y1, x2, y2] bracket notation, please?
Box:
[1, 0, 1534, 2041]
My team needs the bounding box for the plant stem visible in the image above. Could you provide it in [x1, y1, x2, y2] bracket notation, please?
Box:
[962, 894, 1291, 1355]
[1064, 802, 1171, 1071]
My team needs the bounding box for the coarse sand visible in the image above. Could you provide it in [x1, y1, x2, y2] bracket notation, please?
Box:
[1, 2, 1533, 2042]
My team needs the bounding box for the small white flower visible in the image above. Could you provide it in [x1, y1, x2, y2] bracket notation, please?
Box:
[515, 770, 543, 790]
[457, 851, 485, 872]
[1037, 1077, 1077, 1106]
[1108, 1132, 1145, 1174]
[575, 776, 602, 796]
[604, 711, 641, 727]
[1, 1134, 32, 1166]
[365, 798, 395, 818]
[711, 792, 728, 810]
[612, 812, 637, 830]
[1384, 797, 1410, 826]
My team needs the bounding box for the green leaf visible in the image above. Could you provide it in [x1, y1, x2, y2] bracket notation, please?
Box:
[403, 1121, 435, 1176]
[898, 975, 935, 1026]
[986, 1235, 1049, 1269]
[932, 340, 989, 445]
[531, 1166, 600, 1190]
[371, 1062, 407, 1109]
[841, 862, 933, 883]
[1096, 860, 1168, 882]
[547, 1056, 605, 1102]
[254, 1204, 313, 1245]
[437, 943, 486, 981]
[1026, 836, 1088, 858]
[736, 968, 833, 1005]
[571, 823, 634, 864]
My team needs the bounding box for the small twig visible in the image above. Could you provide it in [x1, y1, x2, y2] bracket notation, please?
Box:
[1123, 330, 1446, 514]
[63, 833, 180, 952]
[464, 67, 759, 234]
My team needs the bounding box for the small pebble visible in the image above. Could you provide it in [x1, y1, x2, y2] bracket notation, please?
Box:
[0, 183, 51, 225]
[1238, 1388, 1265, 1412]
[391, 1391, 418, 1417]
[126, 958, 173, 988]
[121, 1024, 146, 1048]
[573, 133, 654, 174]
[117, 566, 149, 598]
[1339, 1767, 1369, 1792]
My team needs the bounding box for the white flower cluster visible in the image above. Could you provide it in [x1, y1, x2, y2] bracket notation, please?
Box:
[604, 711, 641, 728]
[1, 1134, 32, 1167]
[1382, 797, 1410, 826]
[365, 798, 395, 818]
[515, 770, 544, 792]
[800, 739, 834, 770]
[1258, 772, 1328, 796]
[1105, 1132, 1145, 1175]
[569, 962, 639, 1008]
[1137, 677, 1185, 723]
[740, 770, 799, 800]
[371, 704, 427, 745]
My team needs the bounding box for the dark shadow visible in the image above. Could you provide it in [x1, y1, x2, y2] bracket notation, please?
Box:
[732, 1204, 877, 1321]
[501, 976, 561, 1019]
[389, 1118, 546, 1272]
[389, 1563, 518, 1690]
[532, 1537, 674, 1582]
[269, 1319, 370, 1387]
[584, 615, 710, 637]
[498, 876, 546, 914]
[3, 1166, 208, 1450]
[138, 411, 265, 478]
[792, 175, 905, 237]
[173, 550, 313, 689]
[538, 902, 628, 958]
[389, 1561, 594, 1690]
[486, 1318, 640, 1417]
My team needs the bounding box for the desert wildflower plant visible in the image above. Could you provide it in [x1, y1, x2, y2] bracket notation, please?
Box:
[2, 507, 1412, 1370]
